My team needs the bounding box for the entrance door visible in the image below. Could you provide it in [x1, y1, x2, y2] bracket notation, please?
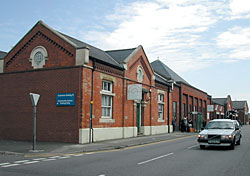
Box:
[136, 103, 141, 134]
[197, 114, 202, 131]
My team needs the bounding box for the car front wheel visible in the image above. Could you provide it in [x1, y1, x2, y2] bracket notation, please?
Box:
[230, 139, 235, 150]
[236, 138, 241, 145]
[200, 145, 205, 149]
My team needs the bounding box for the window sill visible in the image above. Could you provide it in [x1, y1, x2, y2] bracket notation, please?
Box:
[99, 118, 115, 123]
[100, 90, 115, 96]
[158, 119, 165, 123]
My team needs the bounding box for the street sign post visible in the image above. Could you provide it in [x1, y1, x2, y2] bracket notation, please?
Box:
[29, 93, 40, 151]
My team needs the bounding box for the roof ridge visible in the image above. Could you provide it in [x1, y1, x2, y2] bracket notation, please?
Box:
[38, 21, 78, 48]
[154, 59, 190, 84]
[232, 100, 247, 102]
[106, 47, 137, 52]
[58, 31, 92, 48]
[58, 32, 121, 67]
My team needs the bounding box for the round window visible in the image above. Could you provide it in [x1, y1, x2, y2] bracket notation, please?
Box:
[137, 66, 144, 82]
[34, 51, 44, 65]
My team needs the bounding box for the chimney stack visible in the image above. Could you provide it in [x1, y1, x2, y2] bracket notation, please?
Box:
[76, 46, 90, 66]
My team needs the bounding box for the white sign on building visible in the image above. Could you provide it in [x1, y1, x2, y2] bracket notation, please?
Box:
[127, 84, 142, 100]
[207, 105, 214, 112]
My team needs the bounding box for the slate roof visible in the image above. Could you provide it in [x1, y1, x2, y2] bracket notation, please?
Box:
[0, 51, 7, 60]
[59, 33, 123, 69]
[151, 60, 190, 85]
[154, 73, 171, 86]
[106, 48, 136, 63]
[212, 98, 227, 106]
[232, 101, 247, 109]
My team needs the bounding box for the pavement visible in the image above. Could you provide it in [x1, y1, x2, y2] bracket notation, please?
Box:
[0, 132, 197, 156]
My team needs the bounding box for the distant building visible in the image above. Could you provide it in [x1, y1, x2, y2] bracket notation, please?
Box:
[212, 95, 237, 120]
[232, 101, 249, 125]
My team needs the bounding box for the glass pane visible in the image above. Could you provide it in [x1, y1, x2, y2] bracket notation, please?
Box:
[102, 107, 105, 116]
[107, 96, 111, 106]
[107, 107, 111, 116]
[103, 81, 107, 91]
[105, 108, 108, 116]
[102, 95, 105, 105]
[159, 112, 163, 119]
[108, 82, 111, 91]
[104, 96, 107, 105]
[159, 104, 163, 111]
[102, 81, 112, 91]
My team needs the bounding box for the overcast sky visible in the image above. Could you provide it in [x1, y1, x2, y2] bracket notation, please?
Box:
[1, 0, 250, 108]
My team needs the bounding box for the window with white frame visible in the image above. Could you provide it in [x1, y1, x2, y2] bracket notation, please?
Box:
[158, 94, 164, 119]
[101, 80, 113, 118]
[102, 80, 112, 92]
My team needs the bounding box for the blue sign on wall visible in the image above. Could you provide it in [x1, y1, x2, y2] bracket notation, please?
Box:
[56, 93, 75, 106]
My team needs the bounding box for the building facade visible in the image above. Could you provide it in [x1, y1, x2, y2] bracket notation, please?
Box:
[2, 20, 246, 144]
[232, 101, 249, 125]
[0, 21, 176, 143]
[212, 95, 235, 120]
[151, 60, 211, 131]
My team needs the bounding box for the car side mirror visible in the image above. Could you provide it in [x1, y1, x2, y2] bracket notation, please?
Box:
[201, 127, 204, 130]
[235, 127, 239, 130]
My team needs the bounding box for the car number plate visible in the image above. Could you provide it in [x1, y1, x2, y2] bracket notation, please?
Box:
[208, 140, 220, 144]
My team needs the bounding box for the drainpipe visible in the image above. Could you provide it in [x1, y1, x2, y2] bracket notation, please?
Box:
[168, 86, 170, 133]
[89, 58, 96, 143]
[150, 88, 152, 135]
[122, 75, 126, 138]
[179, 86, 182, 130]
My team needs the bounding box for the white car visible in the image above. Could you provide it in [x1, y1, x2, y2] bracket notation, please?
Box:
[197, 119, 241, 150]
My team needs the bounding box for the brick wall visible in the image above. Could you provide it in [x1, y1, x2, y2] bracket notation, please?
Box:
[4, 22, 76, 73]
[0, 67, 81, 143]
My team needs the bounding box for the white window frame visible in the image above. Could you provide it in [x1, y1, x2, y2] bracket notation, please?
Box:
[100, 80, 115, 119]
[158, 94, 164, 120]
[29, 46, 48, 69]
[136, 66, 144, 83]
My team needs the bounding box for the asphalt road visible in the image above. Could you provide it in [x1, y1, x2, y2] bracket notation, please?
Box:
[1, 126, 250, 176]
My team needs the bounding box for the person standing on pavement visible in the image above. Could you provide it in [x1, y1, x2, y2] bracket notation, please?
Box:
[181, 118, 186, 132]
[188, 118, 193, 132]
[184, 117, 188, 132]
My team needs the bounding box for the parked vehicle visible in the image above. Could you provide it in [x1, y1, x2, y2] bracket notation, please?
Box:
[197, 119, 241, 150]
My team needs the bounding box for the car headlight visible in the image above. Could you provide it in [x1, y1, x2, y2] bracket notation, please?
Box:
[198, 134, 208, 139]
[221, 135, 233, 140]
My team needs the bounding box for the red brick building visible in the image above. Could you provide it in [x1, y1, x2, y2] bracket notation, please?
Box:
[0, 21, 179, 143]
[232, 101, 249, 125]
[212, 95, 234, 120]
[0, 21, 214, 143]
[151, 60, 211, 131]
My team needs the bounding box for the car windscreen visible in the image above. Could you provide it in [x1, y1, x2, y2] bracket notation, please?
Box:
[205, 121, 234, 130]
